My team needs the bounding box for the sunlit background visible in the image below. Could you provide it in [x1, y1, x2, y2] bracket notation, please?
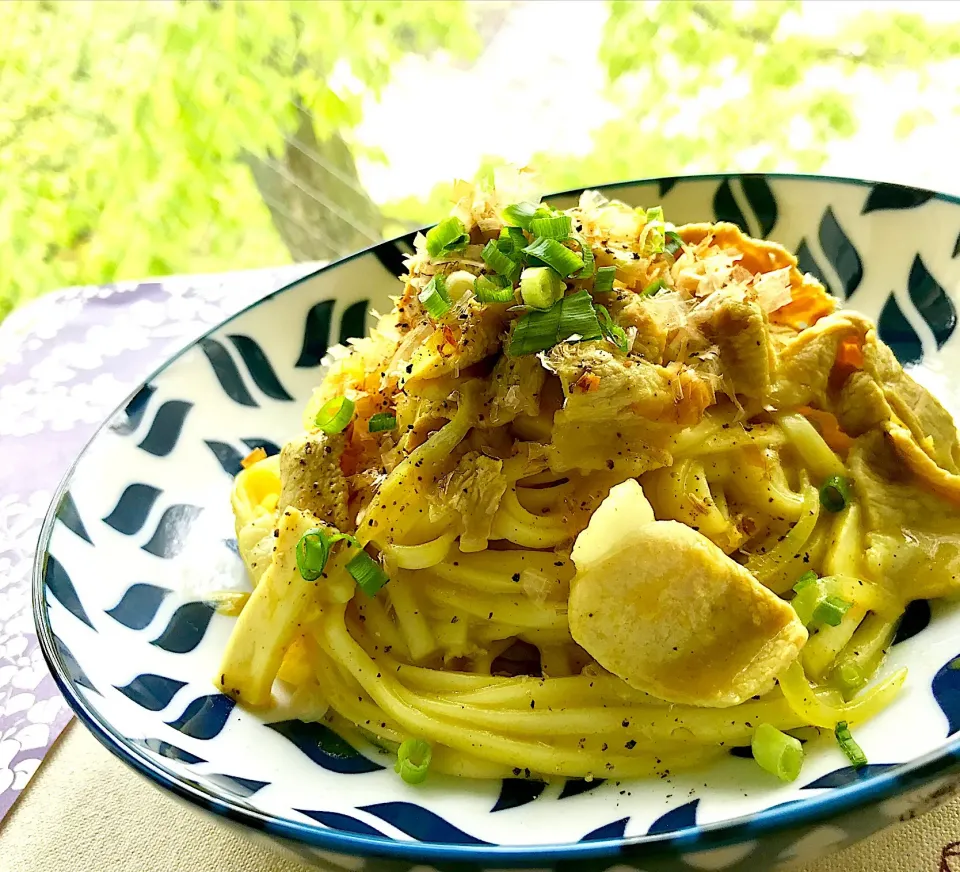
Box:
[3, 0, 960, 322]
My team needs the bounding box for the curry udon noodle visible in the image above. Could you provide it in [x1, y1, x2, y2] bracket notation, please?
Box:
[217, 174, 960, 785]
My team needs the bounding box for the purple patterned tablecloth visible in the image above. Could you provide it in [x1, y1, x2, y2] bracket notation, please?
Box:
[0, 264, 317, 821]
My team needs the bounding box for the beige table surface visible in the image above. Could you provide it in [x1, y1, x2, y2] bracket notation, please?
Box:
[1, 721, 956, 872]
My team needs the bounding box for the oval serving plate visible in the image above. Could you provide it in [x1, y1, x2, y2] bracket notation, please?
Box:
[34, 174, 960, 872]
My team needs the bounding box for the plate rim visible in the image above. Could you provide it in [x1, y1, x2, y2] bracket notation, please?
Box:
[31, 171, 960, 865]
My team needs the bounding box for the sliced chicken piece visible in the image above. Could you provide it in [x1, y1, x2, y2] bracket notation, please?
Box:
[278, 431, 352, 532]
[545, 343, 712, 476]
[569, 480, 807, 707]
[769, 313, 863, 409]
[697, 293, 775, 401]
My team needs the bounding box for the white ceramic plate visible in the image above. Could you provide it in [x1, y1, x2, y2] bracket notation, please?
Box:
[34, 174, 960, 872]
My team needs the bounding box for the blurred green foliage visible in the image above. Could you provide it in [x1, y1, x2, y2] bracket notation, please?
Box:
[2, 0, 960, 322]
[0, 0, 478, 320]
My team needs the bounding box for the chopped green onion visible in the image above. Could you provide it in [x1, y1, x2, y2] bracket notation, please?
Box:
[559, 289, 604, 342]
[665, 230, 684, 258]
[950, 657, 960, 671]
[425, 217, 469, 258]
[498, 226, 527, 255]
[395, 737, 432, 785]
[475, 274, 515, 303]
[523, 237, 584, 278]
[820, 475, 852, 513]
[508, 290, 602, 357]
[573, 234, 595, 278]
[520, 266, 565, 310]
[641, 278, 666, 297]
[640, 206, 666, 255]
[348, 549, 390, 596]
[596, 304, 629, 354]
[751, 723, 804, 782]
[509, 301, 563, 357]
[315, 396, 355, 434]
[791, 575, 852, 629]
[529, 215, 572, 239]
[368, 413, 397, 433]
[502, 202, 542, 231]
[295, 528, 333, 581]
[814, 594, 852, 627]
[482, 239, 522, 283]
[418, 274, 451, 319]
[594, 265, 616, 294]
[834, 721, 867, 768]
[296, 527, 389, 593]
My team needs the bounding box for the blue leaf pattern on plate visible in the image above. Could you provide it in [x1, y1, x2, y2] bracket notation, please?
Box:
[106, 583, 170, 630]
[953, 230, 960, 259]
[647, 799, 699, 835]
[580, 818, 629, 842]
[102, 483, 162, 535]
[46, 555, 95, 630]
[818, 207, 863, 299]
[204, 441, 245, 476]
[931, 656, 960, 736]
[338, 300, 369, 345]
[223, 537, 240, 555]
[741, 175, 777, 237]
[150, 601, 216, 653]
[559, 778, 606, 799]
[199, 337, 258, 407]
[297, 809, 392, 838]
[227, 334, 294, 401]
[110, 384, 156, 435]
[166, 693, 235, 740]
[795, 239, 832, 297]
[878, 293, 923, 365]
[892, 599, 931, 645]
[713, 179, 748, 234]
[141, 504, 205, 559]
[372, 237, 414, 280]
[908, 255, 956, 349]
[56, 491, 92, 544]
[115, 673, 186, 711]
[658, 178, 678, 198]
[265, 720, 384, 774]
[359, 802, 493, 845]
[240, 437, 281, 456]
[53, 634, 98, 694]
[204, 773, 269, 798]
[492, 778, 546, 812]
[131, 737, 206, 765]
[801, 764, 896, 789]
[296, 300, 335, 368]
[136, 400, 193, 457]
[861, 183, 935, 214]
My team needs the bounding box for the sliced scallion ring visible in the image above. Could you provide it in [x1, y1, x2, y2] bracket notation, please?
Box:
[368, 413, 397, 433]
[751, 723, 803, 782]
[395, 737, 432, 784]
[522, 237, 584, 278]
[819, 475, 852, 513]
[425, 217, 469, 258]
[315, 396, 355, 434]
[593, 265, 616, 294]
[419, 274, 452, 319]
[834, 721, 867, 768]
